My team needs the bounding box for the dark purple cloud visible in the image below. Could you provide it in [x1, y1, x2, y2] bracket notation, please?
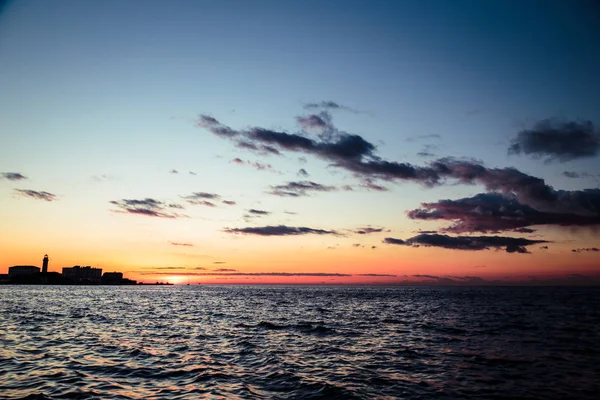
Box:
[384, 233, 547, 253]
[222, 200, 236, 205]
[2, 172, 27, 181]
[407, 193, 600, 233]
[509, 119, 600, 162]
[230, 158, 276, 172]
[14, 189, 56, 202]
[354, 227, 385, 235]
[225, 225, 338, 236]
[182, 192, 235, 207]
[268, 180, 336, 197]
[198, 112, 599, 218]
[110, 198, 185, 218]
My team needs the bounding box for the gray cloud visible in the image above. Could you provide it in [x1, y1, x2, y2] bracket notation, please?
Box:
[247, 209, 270, 215]
[14, 189, 56, 202]
[297, 168, 309, 177]
[303, 101, 360, 114]
[110, 198, 185, 218]
[354, 227, 385, 235]
[509, 119, 600, 163]
[2, 172, 27, 181]
[384, 233, 547, 253]
[268, 180, 336, 197]
[225, 225, 338, 236]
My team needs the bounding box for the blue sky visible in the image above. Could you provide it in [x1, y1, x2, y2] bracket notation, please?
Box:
[1, 0, 599, 283]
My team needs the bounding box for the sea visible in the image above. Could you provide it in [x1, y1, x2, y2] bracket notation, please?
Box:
[1, 285, 599, 399]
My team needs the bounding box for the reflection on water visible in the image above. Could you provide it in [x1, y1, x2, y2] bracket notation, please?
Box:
[1, 285, 599, 399]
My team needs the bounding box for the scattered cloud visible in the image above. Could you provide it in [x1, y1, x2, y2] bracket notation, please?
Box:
[189, 171, 197, 175]
[354, 227, 385, 235]
[14, 189, 56, 202]
[222, 200, 236, 205]
[384, 233, 547, 253]
[407, 192, 600, 233]
[509, 119, 600, 163]
[199, 113, 600, 219]
[2, 172, 27, 181]
[268, 180, 336, 197]
[109, 198, 185, 218]
[571, 247, 599, 253]
[170, 169, 179, 174]
[182, 192, 235, 207]
[214, 268, 237, 272]
[297, 168, 309, 177]
[170, 242, 194, 247]
[224, 225, 338, 236]
[562, 171, 580, 178]
[230, 158, 277, 172]
[247, 209, 270, 215]
[303, 101, 360, 114]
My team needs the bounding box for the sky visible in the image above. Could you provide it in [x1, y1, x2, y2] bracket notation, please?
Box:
[1, 0, 599, 285]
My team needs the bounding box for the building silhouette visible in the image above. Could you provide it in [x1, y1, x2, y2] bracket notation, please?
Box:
[8, 265, 40, 277]
[42, 254, 49, 273]
[62, 266, 102, 284]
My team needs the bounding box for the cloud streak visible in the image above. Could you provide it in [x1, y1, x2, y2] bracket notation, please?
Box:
[110, 198, 185, 218]
[225, 225, 338, 236]
[2, 172, 27, 181]
[384, 233, 547, 253]
[268, 180, 336, 197]
[14, 189, 56, 202]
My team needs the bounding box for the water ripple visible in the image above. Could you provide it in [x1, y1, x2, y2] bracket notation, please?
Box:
[1, 286, 599, 399]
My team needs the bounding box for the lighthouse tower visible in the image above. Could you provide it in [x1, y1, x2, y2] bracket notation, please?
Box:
[42, 254, 49, 273]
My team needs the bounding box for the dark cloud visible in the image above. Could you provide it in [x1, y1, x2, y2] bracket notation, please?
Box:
[214, 268, 237, 272]
[407, 192, 600, 233]
[247, 209, 270, 215]
[14, 189, 56, 202]
[199, 113, 600, 218]
[354, 227, 385, 235]
[297, 113, 331, 132]
[360, 179, 388, 191]
[2, 172, 27, 181]
[225, 225, 338, 236]
[182, 192, 235, 207]
[562, 171, 580, 178]
[383, 237, 405, 245]
[297, 168, 309, 177]
[110, 198, 185, 218]
[384, 233, 547, 253]
[509, 119, 600, 162]
[170, 242, 194, 247]
[183, 192, 220, 200]
[268, 180, 336, 197]
[571, 247, 599, 253]
[356, 273, 396, 277]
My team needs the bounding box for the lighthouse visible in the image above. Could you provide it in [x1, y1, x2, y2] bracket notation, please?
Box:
[42, 254, 49, 273]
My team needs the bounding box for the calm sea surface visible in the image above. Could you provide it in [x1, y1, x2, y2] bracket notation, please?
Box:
[1, 285, 599, 399]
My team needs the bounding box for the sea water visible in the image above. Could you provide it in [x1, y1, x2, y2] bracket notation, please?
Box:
[1, 285, 599, 399]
